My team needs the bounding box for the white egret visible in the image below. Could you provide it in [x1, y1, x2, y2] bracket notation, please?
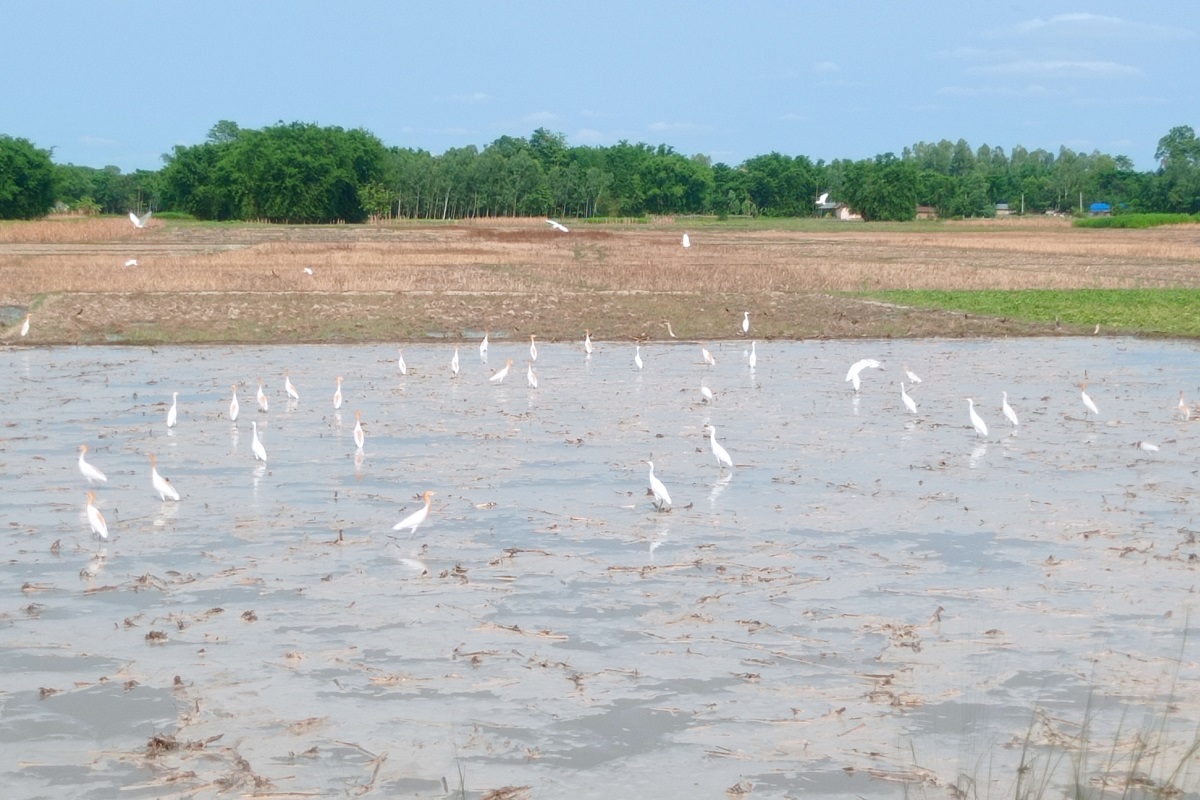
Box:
[256, 378, 268, 412]
[285, 370, 299, 401]
[634, 346, 643, 370]
[529, 334, 538, 361]
[1179, 391, 1191, 421]
[149, 454, 180, 501]
[397, 348, 407, 375]
[664, 321, 677, 338]
[353, 411, 365, 452]
[681, 232, 690, 248]
[845, 358, 882, 393]
[903, 365, 922, 384]
[646, 460, 672, 510]
[704, 424, 734, 470]
[701, 384, 714, 403]
[229, 384, 240, 422]
[250, 421, 267, 462]
[333, 376, 343, 409]
[527, 362, 538, 388]
[490, 358, 513, 383]
[546, 219, 569, 233]
[480, 330, 489, 359]
[125, 259, 138, 267]
[128, 210, 152, 228]
[1081, 383, 1099, 418]
[303, 267, 314, 276]
[1136, 440, 1160, 452]
[701, 345, 716, 367]
[1002, 391, 1019, 427]
[20, 313, 30, 337]
[741, 311, 750, 335]
[78, 444, 107, 484]
[900, 382, 917, 414]
[451, 347, 460, 376]
[584, 329, 593, 355]
[967, 398, 989, 438]
[748, 341, 757, 370]
[85, 491, 108, 540]
[393, 490, 435, 534]
[817, 192, 829, 204]
[166, 391, 178, 428]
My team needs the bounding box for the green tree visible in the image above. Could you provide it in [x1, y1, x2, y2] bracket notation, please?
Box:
[840, 155, 917, 222]
[0, 135, 56, 219]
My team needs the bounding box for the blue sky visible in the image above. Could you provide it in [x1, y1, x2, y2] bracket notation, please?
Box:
[2, 2, 1195, 173]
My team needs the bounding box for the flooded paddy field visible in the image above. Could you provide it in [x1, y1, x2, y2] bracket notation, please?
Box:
[2, 337, 1200, 799]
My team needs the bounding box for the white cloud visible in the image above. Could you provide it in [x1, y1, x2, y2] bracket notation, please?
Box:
[574, 128, 605, 143]
[444, 92, 492, 103]
[648, 121, 710, 134]
[780, 112, 807, 121]
[1015, 13, 1191, 40]
[971, 60, 1141, 78]
[79, 135, 117, 146]
[522, 111, 559, 124]
[812, 61, 839, 73]
[936, 84, 1052, 97]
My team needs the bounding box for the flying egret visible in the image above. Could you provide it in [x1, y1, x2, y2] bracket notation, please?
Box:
[166, 391, 178, 428]
[681, 232, 690, 248]
[817, 191, 829, 204]
[845, 358, 882, 393]
[285, 370, 299, 401]
[527, 362, 538, 388]
[128, 210, 152, 228]
[1081, 383, 1099, 418]
[546, 219, 569, 233]
[250, 421, 267, 462]
[1002, 391, 1019, 427]
[78, 444, 107, 484]
[20, 313, 30, 337]
[529, 334, 538, 361]
[584, 329, 593, 355]
[701, 345, 716, 367]
[480, 330, 489, 359]
[700, 384, 714, 403]
[704, 424, 734, 470]
[634, 346, 643, 370]
[901, 382, 917, 414]
[903, 365, 922, 384]
[967, 398, 989, 437]
[1179, 391, 1191, 421]
[229, 384, 240, 422]
[256, 378, 268, 412]
[451, 347, 460, 376]
[149, 454, 180, 501]
[748, 341, 757, 370]
[85, 491, 108, 540]
[125, 259, 138, 267]
[646, 460, 672, 510]
[393, 490, 435, 534]
[397, 348, 407, 375]
[333, 376, 343, 409]
[490, 358, 513, 383]
[741, 311, 750, 335]
[353, 411, 365, 452]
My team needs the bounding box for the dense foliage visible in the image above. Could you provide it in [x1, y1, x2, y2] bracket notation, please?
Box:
[5, 122, 1200, 223]
[0, 135, 57, 219]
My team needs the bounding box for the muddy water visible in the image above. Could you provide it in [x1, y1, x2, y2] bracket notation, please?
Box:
[2, 338, 1199, 798]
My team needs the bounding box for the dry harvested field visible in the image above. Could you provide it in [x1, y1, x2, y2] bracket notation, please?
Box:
[2, 216, 1199, 344]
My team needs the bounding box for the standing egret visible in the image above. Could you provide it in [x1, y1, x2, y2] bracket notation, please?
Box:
[646, 460, 672, 510]
[166, 391, 178, 428]
[393, 490, 435, 534]
[664, 321, 677, 338]
[149, 454, 180, 501]
[748, 341, 757, 370]
[480, 330, 489, 359]
[353, 411, 365, 452]
[490, 358, 513, 383]
[527, 362, 538, 388]
[1179, 391, 1191, 421]
[1002, 391, 1019, 427]
[634, 346, 643, 371]
[901, 382, 917, 414]
[20, 313, 30, 337]
[333, 376, 343, 410]
[1081, 383, 1099, 418]
[1136, 440, 1160, 452]
[584, 329, 593, 355]
[529, 334, 538, 361]
[701, 345, 716, 367]
[85, 491, 108, 540]
[397, 348, 407, 375]
[904, 365, 922, 384]
[78, 444, 107, 484]
[128, 210, 152, 228]
[967, 398, 989, 437]
[681, 232, 690, 248]
[125, 258, 139, 267]
[285, 370, 299, 401]
[229, 384, 240, 422]
[451, 348, 460, 377]
[546, 219, 569, 233]
[704, 424, 734, 470]
[256, 378, 268, 412]
[741, 311, 750, 335]
[846, 358, 882, 393]
[250, 421, 267, 462]
[700, 384, 714, 403]
[303, 267, 314, 276]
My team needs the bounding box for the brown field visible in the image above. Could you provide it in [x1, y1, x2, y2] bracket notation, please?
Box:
[2, 216, 1199, 344]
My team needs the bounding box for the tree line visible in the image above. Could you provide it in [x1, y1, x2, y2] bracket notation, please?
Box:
[2, 122, 1198, 222]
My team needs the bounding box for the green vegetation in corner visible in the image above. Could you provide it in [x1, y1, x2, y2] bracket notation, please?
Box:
[1074, 213, 1200, 229]
[870, 289, 1200, 337]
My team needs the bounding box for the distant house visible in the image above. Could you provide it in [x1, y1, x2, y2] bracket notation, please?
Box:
[916, 205, 938, 220]
[1089, 202, 1112, 216]
[995, 203, 1011, 217]
[816, 199, 861, 221]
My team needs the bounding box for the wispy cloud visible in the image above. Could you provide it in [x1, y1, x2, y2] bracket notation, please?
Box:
[936, 84, 1053, 97]
[1014, 13, 1191, 40]
[522, 111, 558, 125]
[648, 121, 711, 135]
[444, 92, 492, 104]
[79, 135, 117, 147]
[970, 60, 1141, 78]
[574, 128, 605, 143]
[812, 61, 839, 73]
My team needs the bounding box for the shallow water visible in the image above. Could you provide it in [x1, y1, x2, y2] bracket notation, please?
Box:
[2, 337, 1200, 799]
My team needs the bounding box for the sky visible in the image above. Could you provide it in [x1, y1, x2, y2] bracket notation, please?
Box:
[2, 1, 1196, 173]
